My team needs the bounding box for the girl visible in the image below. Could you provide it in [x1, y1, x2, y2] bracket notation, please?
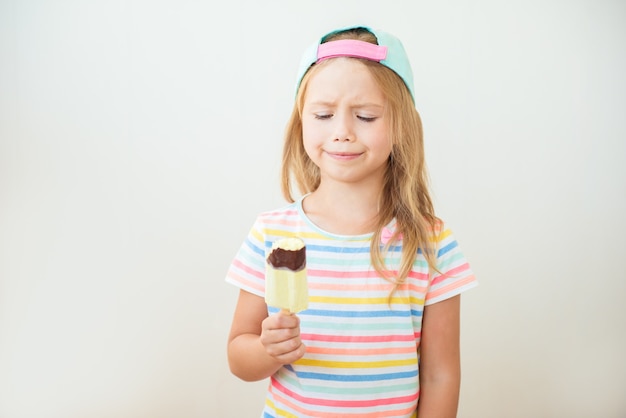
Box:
[226, 25, 477, 418]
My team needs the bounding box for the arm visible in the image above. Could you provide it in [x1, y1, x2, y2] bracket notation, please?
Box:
[227, 289, 306, 381]
[416, 295, 462, 417]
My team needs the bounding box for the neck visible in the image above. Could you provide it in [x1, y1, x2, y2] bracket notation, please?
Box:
[302, 180, 383, 235]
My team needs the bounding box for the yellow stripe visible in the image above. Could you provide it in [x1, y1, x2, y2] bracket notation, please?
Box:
[266, 398, 298, 418]
[251, 227, 264, 242]
[264, 229, 369, 241]
[432, 228, 451, 242]
[260, 227, 451, 243]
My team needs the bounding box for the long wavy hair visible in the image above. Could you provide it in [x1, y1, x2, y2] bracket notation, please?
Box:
[281, 28, 439, 289]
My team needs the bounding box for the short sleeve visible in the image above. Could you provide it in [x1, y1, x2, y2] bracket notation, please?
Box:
[225, 218, 267, 298]
[425, 225, 478, 305]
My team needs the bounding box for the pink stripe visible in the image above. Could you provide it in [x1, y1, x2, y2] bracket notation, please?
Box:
[308, 269, 429, 282]
[260, 208, 299, 219]
[231, 259, 264, 279]
[308, 282, 392, 291]
[264, 219, 302, 228]
[306, 345, 416, 356]
[430, 262, 471, 286]
[426, 275, 476, 301]
[302, 333, 415, 343]
[227, 272, 264, 294]
[407, 270, 429, 280]
[407, 283, 428, 293]
[272, 377, 418, 408]
[271, 390, 419, 417]
[308, 269, 384, 279]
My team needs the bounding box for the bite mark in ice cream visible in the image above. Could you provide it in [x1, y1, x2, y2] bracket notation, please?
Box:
[265, 238, 308, 313]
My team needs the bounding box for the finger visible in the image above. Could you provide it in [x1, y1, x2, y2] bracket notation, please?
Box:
[261, 325, 300, 347]
[270, 339, 306, 363]
[263, 312, 300, 331]
[275, 311, 300, 328]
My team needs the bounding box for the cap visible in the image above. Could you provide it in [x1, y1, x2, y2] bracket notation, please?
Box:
[295, 26, 416, 102]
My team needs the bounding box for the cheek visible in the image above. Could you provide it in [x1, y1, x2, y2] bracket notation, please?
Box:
[301, 127, 316, 159]
[302, 122, 322, 149]
[369, 129, 392, 155]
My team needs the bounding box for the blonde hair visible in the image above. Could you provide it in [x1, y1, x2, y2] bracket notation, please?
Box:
[281, 28, 439, 290]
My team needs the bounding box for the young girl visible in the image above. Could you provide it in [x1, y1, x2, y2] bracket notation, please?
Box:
[226, 25, 477, 418]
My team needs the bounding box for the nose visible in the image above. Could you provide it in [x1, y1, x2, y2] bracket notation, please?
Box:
[332, 112, 354, 142]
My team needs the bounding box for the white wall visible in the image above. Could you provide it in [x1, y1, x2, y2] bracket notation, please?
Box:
[1, 1, 624, 417]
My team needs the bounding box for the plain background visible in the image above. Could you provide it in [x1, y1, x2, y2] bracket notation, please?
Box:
[1, 0, 625, 417]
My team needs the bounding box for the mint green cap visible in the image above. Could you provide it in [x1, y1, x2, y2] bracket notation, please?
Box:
[295, 26, 416, 102]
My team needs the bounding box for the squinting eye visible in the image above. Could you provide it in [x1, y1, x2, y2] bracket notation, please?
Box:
[315, 114, 332, 120]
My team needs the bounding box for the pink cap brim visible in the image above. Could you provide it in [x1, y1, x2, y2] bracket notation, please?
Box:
[317, 39, 388, 62]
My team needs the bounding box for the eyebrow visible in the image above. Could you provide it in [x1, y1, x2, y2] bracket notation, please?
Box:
[306, 100, 385, 109]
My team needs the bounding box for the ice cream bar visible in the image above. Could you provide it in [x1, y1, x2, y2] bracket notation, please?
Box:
[265, 237, 308, 313]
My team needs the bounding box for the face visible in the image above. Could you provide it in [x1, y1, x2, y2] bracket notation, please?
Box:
[301, 58, 391, 187]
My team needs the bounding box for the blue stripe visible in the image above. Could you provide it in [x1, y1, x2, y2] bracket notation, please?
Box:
[263, 243, 387, 252]
[297, 369, 418, 382]
[437, 240, 457, 257]
[262, 240, 424, 256]
[308, 244, 370, 253]
[410, 309, 423, 317]
[270, 308, 423, 318]
[246, 237, 265, 257]
[309, 243, 410, 254]
[268, 307, 423, 318]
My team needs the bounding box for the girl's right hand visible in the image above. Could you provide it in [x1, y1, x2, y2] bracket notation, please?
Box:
[260, 310, 306, 365]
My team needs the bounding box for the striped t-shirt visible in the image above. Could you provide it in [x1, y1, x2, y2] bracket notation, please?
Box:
[226, 198, 477, 417]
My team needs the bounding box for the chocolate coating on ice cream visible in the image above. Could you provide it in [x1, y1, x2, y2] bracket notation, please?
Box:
[267, 246, 306, 271]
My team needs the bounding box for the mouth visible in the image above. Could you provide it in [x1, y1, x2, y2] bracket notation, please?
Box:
[325, 151, 363, 161]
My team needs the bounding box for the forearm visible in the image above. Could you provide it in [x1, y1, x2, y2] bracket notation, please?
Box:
[417, 296, 462, 417]
[228, 333, 283, 382]
[416, 369, 460, 417]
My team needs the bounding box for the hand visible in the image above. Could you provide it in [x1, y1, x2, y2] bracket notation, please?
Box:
[260, 310, 306, 365]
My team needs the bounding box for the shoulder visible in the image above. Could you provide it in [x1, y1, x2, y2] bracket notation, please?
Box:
[428, 217, 453, 245]
[257, 201, 299, 220]
[248, 200, 304, 242]
[254, 201, 301, 229]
